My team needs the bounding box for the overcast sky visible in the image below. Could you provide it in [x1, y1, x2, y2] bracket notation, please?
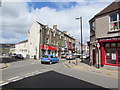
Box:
[1, 0, 115, 44]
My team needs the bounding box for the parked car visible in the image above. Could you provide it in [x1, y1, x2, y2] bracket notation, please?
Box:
[80, 55, 87, 59]
[15, 54, 24, 59]
[66, 54, 76, 60]
[61, 54, 68, 58]
[41, 54, 59, 64]
[74, 54, 80, 58]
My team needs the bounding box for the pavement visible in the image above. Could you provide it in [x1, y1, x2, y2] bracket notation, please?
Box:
[64, 59, 119, 78]
[0, 63, 9, 69]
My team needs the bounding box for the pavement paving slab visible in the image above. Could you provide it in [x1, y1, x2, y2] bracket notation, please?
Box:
[64, 59, 119, 78]
[0, 63, 8, 69]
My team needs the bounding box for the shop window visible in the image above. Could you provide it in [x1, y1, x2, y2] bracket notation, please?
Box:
[111, 43, 116, 47]
[118, 49, 120, 64]
[106, 49, 116, 64]
[109, 13, 120, 31]
[105, 43, 110, 47]
[118, 43, 120, 47]
[119, 13, 120, 20]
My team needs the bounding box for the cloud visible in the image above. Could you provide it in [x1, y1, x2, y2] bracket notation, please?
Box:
[1, 1, 113, 44]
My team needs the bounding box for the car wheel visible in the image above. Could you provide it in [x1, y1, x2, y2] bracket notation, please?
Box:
[49, 61, 52, 65]
[41, 62, 44, 64]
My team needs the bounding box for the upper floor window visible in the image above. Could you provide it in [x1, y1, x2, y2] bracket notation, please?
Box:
[91, 21, 95, 31]
[109, 13, 120, 31]
[46, 38, 49, 44]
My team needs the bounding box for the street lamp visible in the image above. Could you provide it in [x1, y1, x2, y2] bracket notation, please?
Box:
[76, 17, 83, 62]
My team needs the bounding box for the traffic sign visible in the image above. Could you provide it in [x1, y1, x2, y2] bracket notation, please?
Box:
[96, 43, 100, 48]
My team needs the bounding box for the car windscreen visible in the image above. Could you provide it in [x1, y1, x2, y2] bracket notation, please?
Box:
[42, 55, 49, 58]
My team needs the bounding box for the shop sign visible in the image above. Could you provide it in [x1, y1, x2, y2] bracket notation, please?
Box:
[96, 43, 100, 48]
[112, 53, 116, 60]
[99, 37, 120, 41]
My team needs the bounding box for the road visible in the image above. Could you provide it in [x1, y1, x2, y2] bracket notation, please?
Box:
[0, 59, 118, 89]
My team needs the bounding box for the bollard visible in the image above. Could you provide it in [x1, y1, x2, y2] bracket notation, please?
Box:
[69, 60, 70, 63]
[76, 59, 77, 65]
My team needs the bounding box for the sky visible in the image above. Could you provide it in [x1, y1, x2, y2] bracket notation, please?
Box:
[1, 0, 115, 45]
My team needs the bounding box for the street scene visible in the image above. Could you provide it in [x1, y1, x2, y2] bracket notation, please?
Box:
[1, 0, 120, 89]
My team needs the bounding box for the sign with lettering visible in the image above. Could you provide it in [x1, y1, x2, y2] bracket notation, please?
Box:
[112, 53, 116, 60]
[99, 37, 120, 41]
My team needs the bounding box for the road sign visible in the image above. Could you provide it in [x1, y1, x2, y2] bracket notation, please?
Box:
[96, 43, 100, 48]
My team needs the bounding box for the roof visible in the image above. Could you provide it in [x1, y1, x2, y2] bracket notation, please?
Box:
[0, 44, 15, 48]
[36, 21, 46, 27]
[96, 1, 120, 16]
[89, 1, 120, 22]
[17, 40, 28, 44]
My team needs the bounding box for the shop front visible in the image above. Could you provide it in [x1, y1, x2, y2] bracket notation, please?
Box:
[40, 44, 58, 56]
[99, 38, 120, 67]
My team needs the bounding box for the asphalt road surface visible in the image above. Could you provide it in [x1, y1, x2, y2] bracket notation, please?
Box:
[0, 59, 118, 89]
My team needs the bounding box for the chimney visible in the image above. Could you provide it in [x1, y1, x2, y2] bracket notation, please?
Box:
[53, 25, 57, 30]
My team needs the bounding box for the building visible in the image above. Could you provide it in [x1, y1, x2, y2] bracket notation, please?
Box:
[14, 40, 28, 58]
[13, 21, 76, 59]
[0, 44, 15, 56]
[89, 1, 120, 68]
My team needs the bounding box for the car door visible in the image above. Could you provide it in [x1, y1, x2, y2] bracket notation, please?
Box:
[54, 56, 58, 62]
[50, 55, 54, 62]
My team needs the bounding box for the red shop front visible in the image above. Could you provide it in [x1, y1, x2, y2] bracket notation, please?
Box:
[40, 44, 58, 50]
[99, 38, 120, 67]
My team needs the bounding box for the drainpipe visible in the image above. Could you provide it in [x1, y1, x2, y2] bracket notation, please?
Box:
[97, 48, 100, 69]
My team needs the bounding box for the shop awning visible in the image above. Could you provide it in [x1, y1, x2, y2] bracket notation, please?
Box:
[40, 44, 58, 50]
[48, 46, 58, 50]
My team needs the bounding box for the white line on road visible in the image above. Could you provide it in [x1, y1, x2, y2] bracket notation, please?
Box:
[8, 76, 20, 81]
[35, 72, 42, 74]
[12, 78, 23, 82]
[0, 82, 9, 86]
[25, 75, 29, 78]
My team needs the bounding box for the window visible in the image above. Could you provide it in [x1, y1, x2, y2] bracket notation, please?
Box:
[118, 43, 120, 47]
[46, 38, 49, 44]
[111, 43, 116, 47]
[91, 21, 95, 31]
[54, 41, 55, 45]
[105, 43, 110, 47]
[42, 55, 48, 58]
[106, 49, 116, 64]
[109, 13, 120, 31]
[47, 30, 49, 35]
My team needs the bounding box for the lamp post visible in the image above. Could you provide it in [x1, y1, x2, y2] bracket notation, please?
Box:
[76, 17, 83, 62]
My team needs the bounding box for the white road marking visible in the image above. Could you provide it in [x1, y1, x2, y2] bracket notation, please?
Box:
[8, 76, 20, 81]
[31, 71, 39, 74]
[12, 78, 23, 82]
[25, 75, 29, 78]
[0, 82, 9, 86]
[35, 72, 42, 74]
